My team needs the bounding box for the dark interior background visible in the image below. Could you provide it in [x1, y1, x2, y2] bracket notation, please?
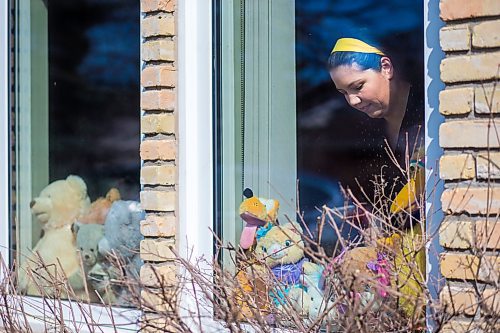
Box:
[48, 0, 140, 201]
[295, 0, 424, 253]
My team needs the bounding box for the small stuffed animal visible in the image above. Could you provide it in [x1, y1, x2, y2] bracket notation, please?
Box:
[86, 200, 144, 305]
[78, 188, 121, 224]
[254, 223, 325, 320]
[98, 200, 145, 277]
[235, 188, 280, 318]
[239, 188, 279, 250]
[73, 222, 104, 273]
[20, 175, 91, 299]
[87, 261, 123, 305]
[319, 236, 402, 322]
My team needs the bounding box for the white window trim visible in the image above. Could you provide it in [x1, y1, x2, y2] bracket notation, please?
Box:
[176, 1, 229, 332]
[177, 0, 214, 262]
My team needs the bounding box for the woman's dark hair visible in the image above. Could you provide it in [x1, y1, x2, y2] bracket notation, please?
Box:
[328, 51, 382, 71]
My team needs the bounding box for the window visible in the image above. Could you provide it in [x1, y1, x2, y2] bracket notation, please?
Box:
[214, 0, 427, 328]
[9, 0, 141, 309]
[216, 0, 425, 253]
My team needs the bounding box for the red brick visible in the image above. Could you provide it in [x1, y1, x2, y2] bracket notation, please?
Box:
[142, 40, 175, 62]
[140, 239, 176, 262]
[140, 214, 176, 237]
[142, 13, 175, 38]
[476, 220, 500, 250]
[141, 164, 176, 185]
[140, 190, 176, 212]
[142, 66, 176, 88]
[441, 187, 500, 215]
[440, 120, 500, 148]
[440, 253, 499, 282]
[440, 287, 477, 315]
[440, 218, 500, 250]
[141, 0, 176, 13]
[140, 263, 177, 287]
[141, 113, 176, 134]
[141, 90, 176, 111]
[440, 52, 500, 83]
[140, 140, 176, 161]
[440, 0, 500, 21]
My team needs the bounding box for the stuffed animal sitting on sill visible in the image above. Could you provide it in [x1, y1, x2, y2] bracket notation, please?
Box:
[19, 175, 91, 300]
[253, 222, 327, 323]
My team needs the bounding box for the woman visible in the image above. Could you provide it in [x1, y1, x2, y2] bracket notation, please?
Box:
[328, 37, 425, 319]
[329, 37, 423, 155]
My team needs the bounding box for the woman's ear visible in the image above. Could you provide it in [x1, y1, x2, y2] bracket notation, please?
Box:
[380, 56, 393, 79]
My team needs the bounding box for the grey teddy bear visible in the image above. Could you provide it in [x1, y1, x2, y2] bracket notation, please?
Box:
[73, 222, 105, 273]
[87, 200, 145, 304]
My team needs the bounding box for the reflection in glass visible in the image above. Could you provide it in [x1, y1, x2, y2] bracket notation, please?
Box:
[13, 0, 140, 305]
[296, 0, 424, 254]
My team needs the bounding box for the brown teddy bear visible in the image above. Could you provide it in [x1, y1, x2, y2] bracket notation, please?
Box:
[77, 188, 121, 224]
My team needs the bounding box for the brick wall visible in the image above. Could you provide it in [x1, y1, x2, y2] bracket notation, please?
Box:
[139, 0, 178, 330]
[438, 0, 500, 331]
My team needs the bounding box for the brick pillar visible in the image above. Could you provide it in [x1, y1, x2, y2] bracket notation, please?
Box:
[139, 0, 178, 330]
[438, 1, 500, 331]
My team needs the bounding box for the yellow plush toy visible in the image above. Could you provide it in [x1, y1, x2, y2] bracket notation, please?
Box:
[238, 188, 279, 250]
[389, 148, 426, 318]
[235, 188, 280, 319]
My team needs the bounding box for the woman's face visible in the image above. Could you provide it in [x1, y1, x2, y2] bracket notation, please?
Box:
[329, 59, 393, 119]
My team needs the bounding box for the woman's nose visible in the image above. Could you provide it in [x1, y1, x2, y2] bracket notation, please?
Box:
[347, 94, 361, 106]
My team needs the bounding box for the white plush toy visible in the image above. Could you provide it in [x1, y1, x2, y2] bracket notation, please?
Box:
[20, 175, 91, 299]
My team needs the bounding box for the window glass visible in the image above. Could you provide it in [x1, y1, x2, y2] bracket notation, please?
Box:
[12, 0, 140, 305]
[296, 0, 424, 254]
[215, 0, 425, 328]
[216, 0, 424, 260]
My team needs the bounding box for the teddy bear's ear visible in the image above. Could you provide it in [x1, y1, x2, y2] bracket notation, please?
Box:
[106, 188, 121, 202]
[66, 175, 88, 198]
[72, 222, 82, 235]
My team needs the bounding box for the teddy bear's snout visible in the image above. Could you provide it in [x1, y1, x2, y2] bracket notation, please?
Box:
[80, 251, 96, 266]
[269, 244, 285, 259]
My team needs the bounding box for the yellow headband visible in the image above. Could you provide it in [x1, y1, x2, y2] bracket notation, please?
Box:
[331, 38, 385, 56]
